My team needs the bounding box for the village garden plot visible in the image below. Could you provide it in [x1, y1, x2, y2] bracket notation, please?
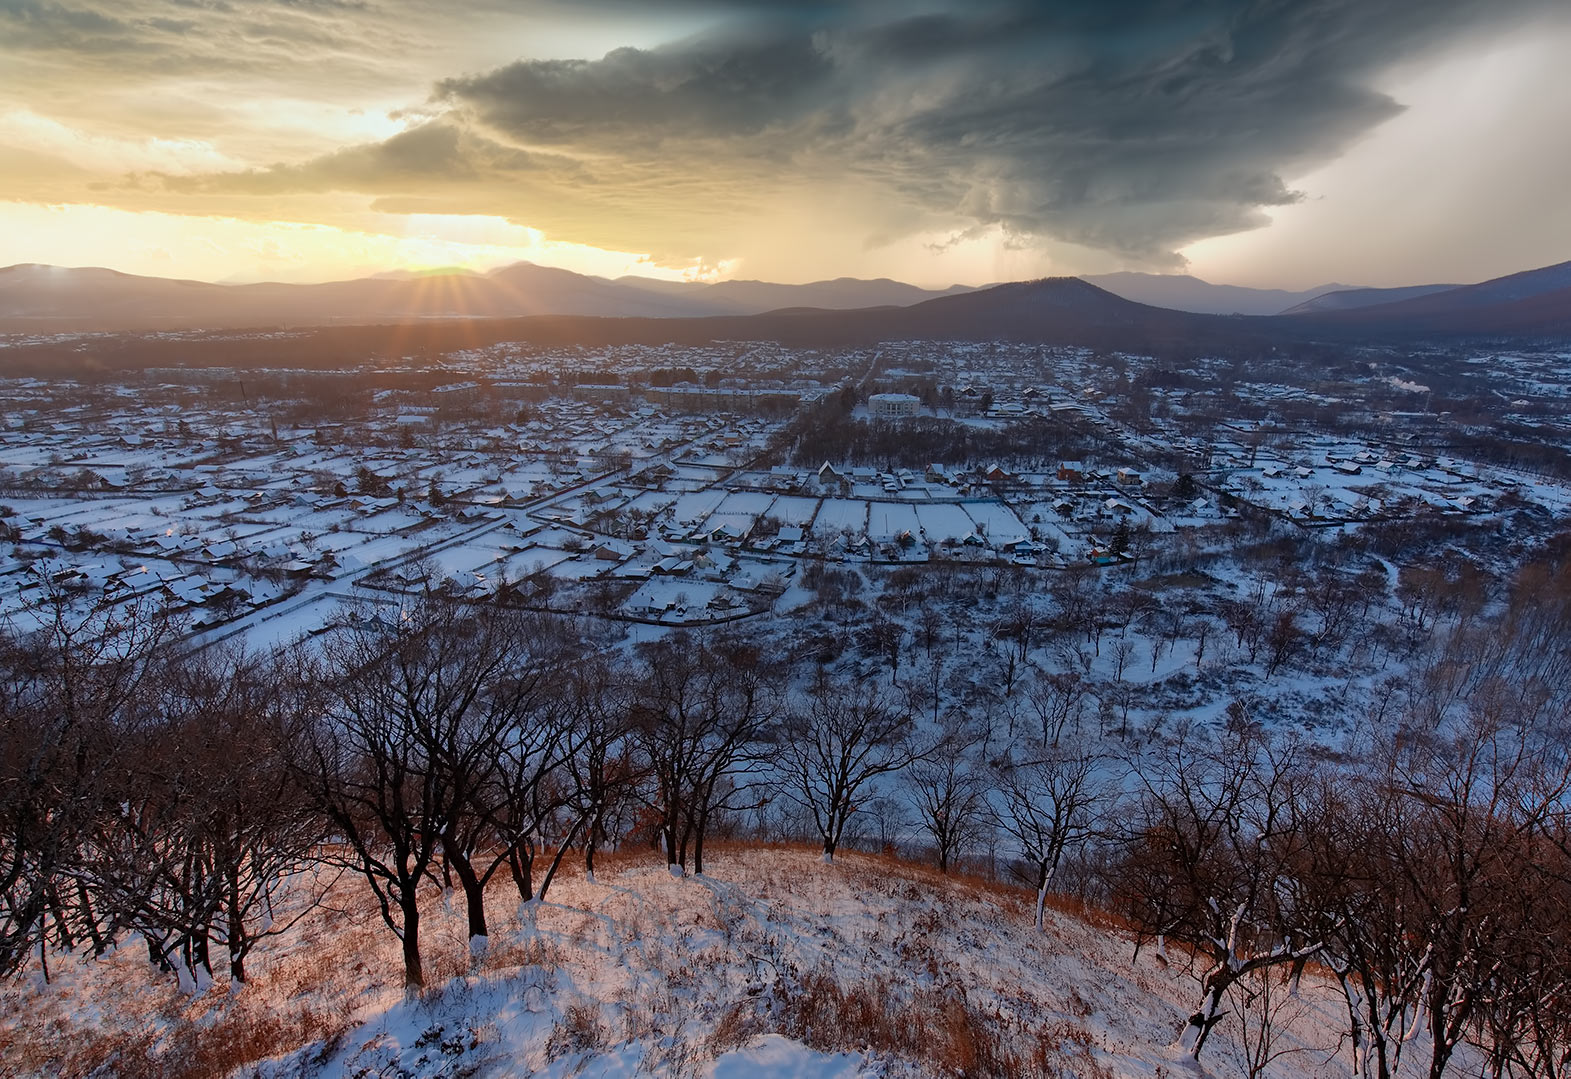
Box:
[648, 480, 1153, 562]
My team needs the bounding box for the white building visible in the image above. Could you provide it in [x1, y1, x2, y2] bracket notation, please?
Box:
[868, 392, 920, 418]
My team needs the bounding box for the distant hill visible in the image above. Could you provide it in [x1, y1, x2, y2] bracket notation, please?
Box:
[620, 274, 977, 314]
[1279, 282, 1460, 314]
[0, 262, 976, 333]
[1082, 272, 1353, 315]
[1280, 259, 1571, 337]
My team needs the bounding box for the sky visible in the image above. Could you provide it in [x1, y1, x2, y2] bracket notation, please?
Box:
[1, 0, 1568, 290]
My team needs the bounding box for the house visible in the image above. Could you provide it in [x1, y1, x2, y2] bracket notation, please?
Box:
[1116, 468, 1143, 486]
[700, 551, 737, 576]
[867, 392, 920, 418]
[1057, 461, 1086, 483]
[592, 539, 634, 562]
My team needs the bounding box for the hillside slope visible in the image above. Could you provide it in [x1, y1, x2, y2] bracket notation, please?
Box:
[0, 845, 1406, 1078]
[1082, 272, 1353, 315]
[1277, 282, 1459, 314]
[1281, 258, 1571, 335]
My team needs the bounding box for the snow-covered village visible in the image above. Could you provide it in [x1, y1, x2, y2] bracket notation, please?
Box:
[5, 1, 1571, 1075]
[4, 340, 1565, 651]
[2, 327, 1571, 1078]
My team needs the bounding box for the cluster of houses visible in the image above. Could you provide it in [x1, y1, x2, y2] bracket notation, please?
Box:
[5, 336, 1563, 643]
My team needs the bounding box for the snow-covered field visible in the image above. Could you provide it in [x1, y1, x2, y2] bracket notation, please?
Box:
[0, 845, 1385, 1079]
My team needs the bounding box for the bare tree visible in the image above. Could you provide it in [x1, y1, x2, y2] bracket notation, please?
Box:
[438, 608, 582, 929]
[87, 645, 322, 990]
[1113, 720, 1321, 1060]
[631, 633, 779, 875]
[779, 678, 920, 863]
[293, 593, 524, 986]
[1227, 963, 1313, 1079]
[1024, 672, 1087, 747]
[908, 729, 988, 875]
[558, 659, 643, 885]
[993, 737, 1108, 930]
[0, 589, 174, 979]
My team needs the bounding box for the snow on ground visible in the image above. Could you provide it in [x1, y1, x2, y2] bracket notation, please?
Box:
[866, 501, 920, 542]
[814, 499, 868, 535]
[670, 490, 729, 525]
[0, 845, 1385, 1079]
[912, 503, 973, 543]
[765, 495, 820, 527]
[961, 501, 1030, 544]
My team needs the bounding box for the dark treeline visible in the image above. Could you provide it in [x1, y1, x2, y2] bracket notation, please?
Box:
[3, 580, 1571, 1079]
[780, 408, 1118, 472]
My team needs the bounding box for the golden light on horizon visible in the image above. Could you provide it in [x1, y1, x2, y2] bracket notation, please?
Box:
[0, 202, 708, 284]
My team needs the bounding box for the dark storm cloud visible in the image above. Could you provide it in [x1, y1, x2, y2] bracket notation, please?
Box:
[434, 30, 841, 144]
[131, 0, 1559, 265]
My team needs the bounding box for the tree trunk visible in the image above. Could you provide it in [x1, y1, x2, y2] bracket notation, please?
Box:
[227, 867, 248, 984]
[1034, 863, 1054, 931]
[192, 931, 212, 981]
[401, 901, 424, 989]
[508, 845, 533, 903]
[1183, 965, 1238, 1059]
[538, 816, 585, 903]
[147, 934, 171, 972]
[227, 891, 248, 983]
[664, 823, 685, 875]
[449, 851, 488, 944]
[75, 879, 106, 956]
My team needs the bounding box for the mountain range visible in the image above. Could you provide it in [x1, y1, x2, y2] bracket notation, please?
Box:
[0, 258, 1567, 356]
[0, 260, 1489, 333]
[0, 262, 979, 333]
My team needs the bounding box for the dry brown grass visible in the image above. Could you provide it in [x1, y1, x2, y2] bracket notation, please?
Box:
[756, 964, 1116, 1079]
[544, 1000, 606, 1061]
[0, 985, 355, 1079]
[0, 842, 1174, 1078]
